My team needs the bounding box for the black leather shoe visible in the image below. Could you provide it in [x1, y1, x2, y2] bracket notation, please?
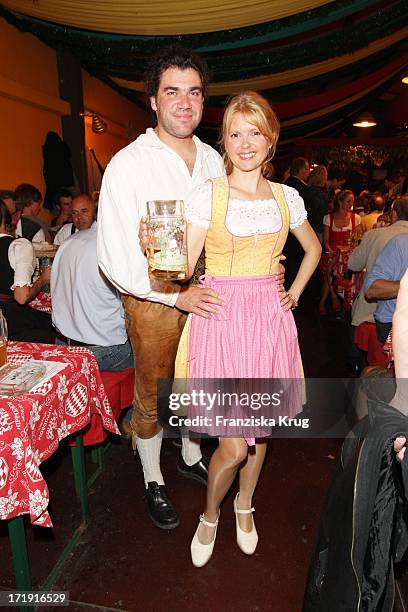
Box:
[177, 456, 209, 486]
[144, 482, 179, 530]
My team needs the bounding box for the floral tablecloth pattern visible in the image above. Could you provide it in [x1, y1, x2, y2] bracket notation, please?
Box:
[28, 291, 52, 314]
[0, 342, 119, 527]
[332, 246, 364, 311]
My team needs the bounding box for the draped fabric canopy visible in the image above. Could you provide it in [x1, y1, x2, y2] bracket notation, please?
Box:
[112, 30, 408, 96]
[1, 0, 407, 149]
[0, 0, 335, 34]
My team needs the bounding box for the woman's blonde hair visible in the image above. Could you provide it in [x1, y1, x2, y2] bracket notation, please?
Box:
[219, 91, 280, 176]
[309, 165, 328, 188]
[333, 189, 354, 212]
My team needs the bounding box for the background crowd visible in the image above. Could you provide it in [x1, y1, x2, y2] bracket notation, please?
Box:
[1, 157, 407, 376]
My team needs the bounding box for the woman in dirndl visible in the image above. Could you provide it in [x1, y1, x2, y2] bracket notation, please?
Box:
[318, 189, 361, 315]
[175, 91, 321, 567]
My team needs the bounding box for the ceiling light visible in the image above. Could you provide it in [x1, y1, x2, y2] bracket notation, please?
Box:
[353, 112, 377, 128]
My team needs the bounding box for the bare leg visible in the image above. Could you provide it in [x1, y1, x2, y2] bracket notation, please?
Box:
[319, 273, 330, 312]
[197, 437, 248, 544]
[237, 441, 267, 531]
[329, 284, 341, 310]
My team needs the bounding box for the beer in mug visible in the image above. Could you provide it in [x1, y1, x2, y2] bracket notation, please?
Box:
[146, 200, 188, 281]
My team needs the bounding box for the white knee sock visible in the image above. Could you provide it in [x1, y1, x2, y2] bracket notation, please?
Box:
[181, 428, 202, 466]
[136, 430, 165, 487]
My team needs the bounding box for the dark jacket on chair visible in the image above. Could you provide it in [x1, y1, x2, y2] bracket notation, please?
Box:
[303, 400, 408, 612]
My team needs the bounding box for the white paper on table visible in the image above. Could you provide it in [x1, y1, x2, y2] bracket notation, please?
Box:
[0, 360, 69, 395]
[29, 360, 69, 391]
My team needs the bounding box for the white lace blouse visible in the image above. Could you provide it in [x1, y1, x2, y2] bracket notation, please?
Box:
[322, 213, 361, 231]
[0, 234, 36, 289]
[184, 181, 307, 236]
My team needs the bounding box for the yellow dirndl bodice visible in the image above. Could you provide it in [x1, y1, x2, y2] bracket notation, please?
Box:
[175, 177, 291, 379]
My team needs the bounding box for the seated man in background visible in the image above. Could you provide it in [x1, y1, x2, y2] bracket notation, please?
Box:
[360, 193, 385, 233]
[50, 187, 73, 233]
[51, 220, 133, 372]
[349, 196, 408, 330]
[14, 183, 51, 243]
[0, 200, 54, 342]
[53, 193, 95, 245]
[365, 233, 408, 343]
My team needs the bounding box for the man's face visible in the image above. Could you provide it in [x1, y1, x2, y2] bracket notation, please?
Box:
[59, 196, 72, 213]
[71, 198, 94, 231]
[31, 200, 41, 216]
[3, 197, 16, 216]
[300, 162, 310, 182]
[150, 67, 204, 141]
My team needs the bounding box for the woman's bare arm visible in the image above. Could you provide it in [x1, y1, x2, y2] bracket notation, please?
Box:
[322, 224, 331, 253]
[14, 268, 51, 305]
[286, 220, 322, 308]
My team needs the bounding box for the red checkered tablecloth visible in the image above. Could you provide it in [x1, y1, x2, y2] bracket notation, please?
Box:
[28, 291, 52, 314]
[0, 342, 119, 527]
[332, 246, 364, 311]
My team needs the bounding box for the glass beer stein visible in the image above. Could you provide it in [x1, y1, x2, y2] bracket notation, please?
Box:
[146, 200, 188, 281]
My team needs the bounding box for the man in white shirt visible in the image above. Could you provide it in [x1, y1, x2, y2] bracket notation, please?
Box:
[51, 224, 133, 371]
[98, 45, 225, 530]
[1, 189, 45, 242]
[14, 183, 50, 243]
[348, 197, 408, 371]
[349, 196, 408, 328]
[54, 194, 96, 245]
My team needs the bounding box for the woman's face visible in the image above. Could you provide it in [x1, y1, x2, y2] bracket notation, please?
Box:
[340, 193, 354, 212]
[225, 112, 270, 173]
[59, 196, 72, 214]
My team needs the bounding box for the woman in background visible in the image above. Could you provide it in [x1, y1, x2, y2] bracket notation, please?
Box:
[0, 200, 53, 342]
[319, 189, 361, 315]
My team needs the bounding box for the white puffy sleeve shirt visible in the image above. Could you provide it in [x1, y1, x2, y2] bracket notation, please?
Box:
[6, 237, 36, 289]
[185, 181, 307, 234]
[97, 130, 224, 306]
[54, 223, 75, 245]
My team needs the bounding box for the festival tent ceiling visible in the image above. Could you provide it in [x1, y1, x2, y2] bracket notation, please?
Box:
[1, 0, 407, 151]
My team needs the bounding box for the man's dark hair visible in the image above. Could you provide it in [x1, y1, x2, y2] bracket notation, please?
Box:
[54, 187, 73, 207]
[290, 157, 309, 177]
[0, 190, 15, 202]
[394, 196, 408, 221]
[14, 183, 42, 211]
[0, 199, 12, 230]
[144, 44, 210, 100]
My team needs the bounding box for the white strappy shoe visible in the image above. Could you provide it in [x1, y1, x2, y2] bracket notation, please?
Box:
[191, 513, 219, 567]
[234, 493, 258, 555]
